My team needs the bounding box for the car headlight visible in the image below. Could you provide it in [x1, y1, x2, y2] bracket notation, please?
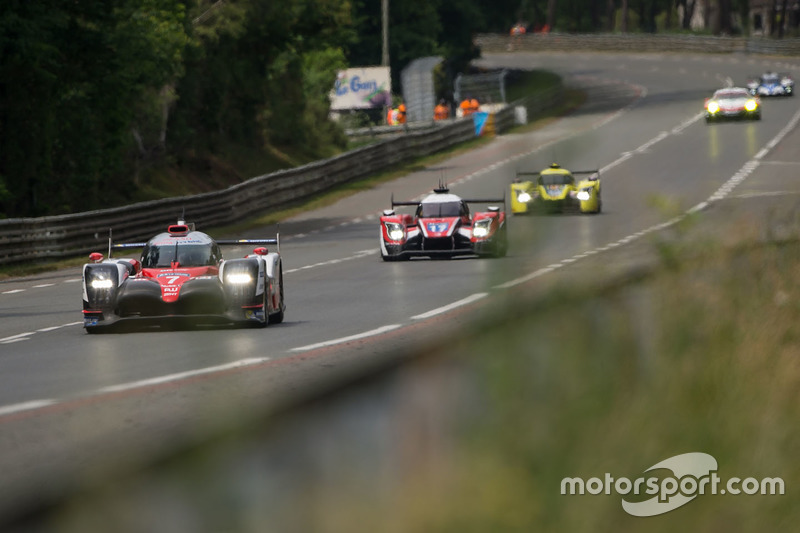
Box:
[90, 278, 114, 289]
[576, 190, 591, 201]
[517, 192, 532, 203]
[384, 222, 405, 241]
[226, 273, 252, 284]
[707, 102, 719, 114]
[745, 100, 758, 111]
[472, 219, 492, 238]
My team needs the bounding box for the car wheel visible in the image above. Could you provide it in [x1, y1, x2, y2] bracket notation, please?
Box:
[269, 267, 285, 324]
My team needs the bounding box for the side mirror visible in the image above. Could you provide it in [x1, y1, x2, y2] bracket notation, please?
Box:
[89, 252, 104, 263]
[254, 247, 268, 256]
[382, 209, 395, 216]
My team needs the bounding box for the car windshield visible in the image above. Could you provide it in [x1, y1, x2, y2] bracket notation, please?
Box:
[539, 174, 573, 186]
[418, 201, 462, 218]
[141, 243, 215, 268]
[762, 75, 779, 83]
[715, 91, 747, 100]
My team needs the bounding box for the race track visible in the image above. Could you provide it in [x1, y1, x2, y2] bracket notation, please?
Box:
[2, 51, 800, 521]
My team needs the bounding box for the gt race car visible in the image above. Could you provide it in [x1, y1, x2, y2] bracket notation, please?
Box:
[510, 163, 601, 214]
[747, 72, 794, 97]
[705, 88, 761, 122]
[82, 221, 285, 332]
[379, 186, 507, 260]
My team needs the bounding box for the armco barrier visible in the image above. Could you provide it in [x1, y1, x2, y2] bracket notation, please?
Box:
[477, 33, 800, 56]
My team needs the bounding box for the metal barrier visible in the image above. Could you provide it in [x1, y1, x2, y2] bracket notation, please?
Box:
[477, 32, 800, 55]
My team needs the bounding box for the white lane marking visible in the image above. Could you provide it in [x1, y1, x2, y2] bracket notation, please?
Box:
[290, 324, 402, 352]
[97, 357, 271, 394]
[64, 279, 82, 283]
[36, 321, 81, 333]
[33, 284, 54, 288]
[0, 332, 35, 344]
[284, 249, 376, 274]
[755, 148, 769, 160]
[0, 400, 58, 417]
[410, 293, 489, 320]
[2, 289, 25, 295]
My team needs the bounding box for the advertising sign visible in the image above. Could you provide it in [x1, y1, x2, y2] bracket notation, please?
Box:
[330, 67, 391, 110]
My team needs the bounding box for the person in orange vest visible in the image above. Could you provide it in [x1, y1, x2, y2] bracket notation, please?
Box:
[459, 97, 473, 117]
[396, 103, 407, 124]
[469, 96, 480, 115]
[433, 99, 450, 121]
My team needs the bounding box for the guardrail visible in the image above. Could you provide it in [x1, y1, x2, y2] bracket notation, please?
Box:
[477, 33, 800, 55]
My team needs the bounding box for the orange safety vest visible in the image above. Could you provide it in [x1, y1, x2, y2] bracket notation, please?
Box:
[469, 98, 480, 114]
[460, 99, 473, 116]
[397, 104, 407, 124]
[434, 104, 449, 120]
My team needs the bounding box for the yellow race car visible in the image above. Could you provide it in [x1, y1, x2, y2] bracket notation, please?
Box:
[510, 163, 601, 214]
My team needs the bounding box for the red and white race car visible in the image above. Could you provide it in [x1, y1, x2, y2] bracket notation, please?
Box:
[82, 220, 285, 332]
[379, 186, 507, 260]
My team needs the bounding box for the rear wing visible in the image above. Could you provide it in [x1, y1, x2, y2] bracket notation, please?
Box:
[515, 169, 599, 180]
[105, 231, 280, 258]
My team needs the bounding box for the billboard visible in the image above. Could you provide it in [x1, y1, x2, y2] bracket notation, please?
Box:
[330, 67, 391, 110]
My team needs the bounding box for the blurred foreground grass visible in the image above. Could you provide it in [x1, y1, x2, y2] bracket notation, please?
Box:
[352, 238, 799, 532]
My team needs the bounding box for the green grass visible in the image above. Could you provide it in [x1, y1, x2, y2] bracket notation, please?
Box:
[313, 235, 800, 531]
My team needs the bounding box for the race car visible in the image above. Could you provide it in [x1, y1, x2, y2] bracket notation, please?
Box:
[379, 185, 507, 260]
[510, 163, 601, 214]
[746, 72, 794, 97]
[82, 220, 285, 332]
[705, 87, 761, 122]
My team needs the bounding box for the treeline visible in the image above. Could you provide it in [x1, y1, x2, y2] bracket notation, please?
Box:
[0, 0, 749, 218]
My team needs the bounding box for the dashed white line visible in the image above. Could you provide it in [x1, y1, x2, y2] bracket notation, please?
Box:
[0, 400, 58, 417]
[32, 284, 54, 288]
[97, 358, 271, 394]
[284, 249, 376, 274]
[290, 324, 402, 352]
[0, 332, 35, 344]
[2, 289, 25, 295]
[410, 293, 488, 320]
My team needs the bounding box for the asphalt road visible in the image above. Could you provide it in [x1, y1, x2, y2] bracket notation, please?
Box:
[2, 51, 800, 522]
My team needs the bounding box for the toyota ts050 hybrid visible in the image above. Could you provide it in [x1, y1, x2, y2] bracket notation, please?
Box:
[747, 72, 794, 97]
[82, 221, 285, 332]
[510, 163, 601, 214]
[704, 87, 761, 122]
[379, 185, 507, 260]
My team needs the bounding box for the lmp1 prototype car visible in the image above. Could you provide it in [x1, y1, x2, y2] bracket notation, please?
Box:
[82, 221, 285, 332]
[379, 186, 507, 260]
[704, 87, 761, 122]
[746, 72, 794, 97]
[510, 163, 601, 214]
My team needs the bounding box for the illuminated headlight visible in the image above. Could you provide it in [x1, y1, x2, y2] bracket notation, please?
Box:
[576, 190, 591, 201]
[473, 220, 492, 238]
[745, 100, 758, 111]
[384, 222, 405, 241]
[227, 273, 252, 284]
[90, 278, 114, 289]
[707, 102, 719, 114]
[517, 192, 532, 203]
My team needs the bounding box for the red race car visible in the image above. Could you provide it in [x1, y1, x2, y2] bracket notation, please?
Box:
[379, 185, 507, 260]
[82, 220, 285, 332]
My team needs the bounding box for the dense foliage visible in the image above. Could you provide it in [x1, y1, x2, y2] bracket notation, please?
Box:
[0, 0, 754, 217]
